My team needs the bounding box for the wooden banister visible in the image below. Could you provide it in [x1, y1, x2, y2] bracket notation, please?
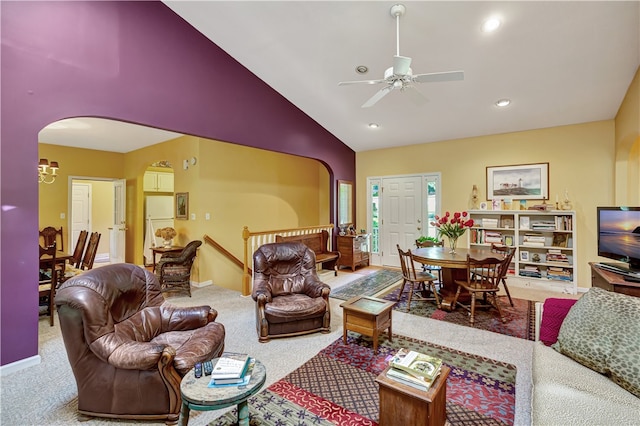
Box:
[203, 234, 247, 273]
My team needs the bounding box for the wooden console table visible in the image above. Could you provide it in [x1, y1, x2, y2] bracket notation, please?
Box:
[589, 262, 640, 298]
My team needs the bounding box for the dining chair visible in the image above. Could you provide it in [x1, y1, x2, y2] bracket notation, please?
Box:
[453, 254, 506, 325]
[70, 230, 89, 268]
[397, 244, 440, 311]
[415, 239, 444, 285]
[491, 243, 516, 307]
[39, 242, 58, 326]
[39, 226, 64, 252]
[64, 232, 101, 280]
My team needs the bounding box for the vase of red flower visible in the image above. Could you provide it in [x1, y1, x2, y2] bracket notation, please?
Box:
[430, 211, 474, 254]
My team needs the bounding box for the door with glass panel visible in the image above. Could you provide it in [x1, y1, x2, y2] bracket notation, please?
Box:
[367, 174, 440, 268]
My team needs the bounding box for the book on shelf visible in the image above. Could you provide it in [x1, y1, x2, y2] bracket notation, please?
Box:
[209, 358, 255, 387]
[389, 348, 443, 382]
[482, 218, 499, 228]
[210, 353, 250, 380]
[386, 366, 440, 391]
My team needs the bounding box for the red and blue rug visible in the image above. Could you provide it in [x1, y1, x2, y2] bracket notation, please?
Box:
[208, 333, 517, 426]
[382, 286, 536, 341]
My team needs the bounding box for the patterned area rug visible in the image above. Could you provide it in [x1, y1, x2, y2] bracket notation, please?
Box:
[382, 286, 536, 341]
[209, 333, 516, 426]
[330, 269, 403, 301]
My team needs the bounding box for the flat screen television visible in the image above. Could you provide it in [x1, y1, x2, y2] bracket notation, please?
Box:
[597, 206, 640, 272]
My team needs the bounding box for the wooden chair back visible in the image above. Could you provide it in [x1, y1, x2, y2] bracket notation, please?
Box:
[462, 255, 503, 290]
[40, 226, 64, 252]
[397, 245, 421, 281]
[80, 232, 101, 270]
[70, 230, 89, 268]
[39, 242, 58, 326]
[491, 243, 516, 281]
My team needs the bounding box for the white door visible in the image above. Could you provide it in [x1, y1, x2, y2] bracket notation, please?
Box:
[381, 176, 423, 267]
[109, 179, 126, 264]
[71, 183, 91, 254]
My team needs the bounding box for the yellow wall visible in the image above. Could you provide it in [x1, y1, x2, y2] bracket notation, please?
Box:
[614, 65, 640, 206]
[356, 121, 615, 290]
[38, 144, 124, 251]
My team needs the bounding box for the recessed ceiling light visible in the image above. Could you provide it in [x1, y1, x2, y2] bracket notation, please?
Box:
[482, 17, 501, 33]
[356, 65, 368, 74]
[368, 123, 379, 129]
[495, 99, 511, 107]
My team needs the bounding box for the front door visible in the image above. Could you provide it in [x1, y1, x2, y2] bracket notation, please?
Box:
[381, 176, 423, 267]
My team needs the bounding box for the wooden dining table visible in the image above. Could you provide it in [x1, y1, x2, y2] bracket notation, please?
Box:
[411, 246, 503, 311]
[39, 250, 73, 279]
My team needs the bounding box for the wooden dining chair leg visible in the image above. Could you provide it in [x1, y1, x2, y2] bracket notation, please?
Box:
[491, 292, 507, 323]
[501, 278, 514, 307]
[406, 281, 415, 311]
[397, 279, 407, 302]
[469, 292, 478, 325]
[430, 282, 441, 309]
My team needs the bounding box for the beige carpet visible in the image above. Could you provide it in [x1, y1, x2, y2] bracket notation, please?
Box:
[0, 269, 534, 426]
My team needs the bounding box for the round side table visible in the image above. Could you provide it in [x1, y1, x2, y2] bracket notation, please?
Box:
[179, 358, 266, 426]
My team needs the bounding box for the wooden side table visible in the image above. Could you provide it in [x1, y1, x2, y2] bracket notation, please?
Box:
[340, 295, 394, 354]
[179, 358, 266, 426]
[376, 364, 450, 426]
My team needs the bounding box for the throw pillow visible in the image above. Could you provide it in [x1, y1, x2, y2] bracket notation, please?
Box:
[553, 287, 640, 398]
[539, 298, 578, 346]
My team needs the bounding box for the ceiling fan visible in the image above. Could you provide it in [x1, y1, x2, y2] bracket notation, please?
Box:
[338, 3, 464, 108]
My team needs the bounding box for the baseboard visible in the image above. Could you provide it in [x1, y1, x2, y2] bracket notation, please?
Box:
[0, 354, 41, 376]
[192, 280, 213, 288]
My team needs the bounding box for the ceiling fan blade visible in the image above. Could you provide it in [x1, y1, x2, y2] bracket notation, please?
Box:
[404, 86, 428, 105]
[362, 85, 394, 108]
[393, 55, 412, 76]
[338, 79, 387, 86]
[413, 70, 464, 83]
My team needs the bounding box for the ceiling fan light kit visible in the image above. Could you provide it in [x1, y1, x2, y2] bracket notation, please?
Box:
[338, 3, 464, 108]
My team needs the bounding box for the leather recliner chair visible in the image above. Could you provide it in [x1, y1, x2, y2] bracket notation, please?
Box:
[55, 263, 225, 424]
[252, 242, 331, 342]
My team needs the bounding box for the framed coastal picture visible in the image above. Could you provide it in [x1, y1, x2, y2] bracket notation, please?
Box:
[175, 192, 189, 220]
[486, 163, 549, 200]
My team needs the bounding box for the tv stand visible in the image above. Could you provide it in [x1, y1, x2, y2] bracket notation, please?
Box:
[590, 262, 640, 298]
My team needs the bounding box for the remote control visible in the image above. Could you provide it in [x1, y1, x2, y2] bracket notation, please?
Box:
[194, 362, 203, 379]
[203, 360, 213, 376]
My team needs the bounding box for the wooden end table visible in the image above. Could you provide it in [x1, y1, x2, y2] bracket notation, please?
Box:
[179, 358, 266, 426]
[340, 295, 395, 354]
[376, 364, 450, 426]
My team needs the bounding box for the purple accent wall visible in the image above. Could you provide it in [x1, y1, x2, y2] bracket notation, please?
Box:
[0, 1, 355, 366]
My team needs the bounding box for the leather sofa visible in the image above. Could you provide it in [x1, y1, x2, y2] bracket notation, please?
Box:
[55, 263, 225, 424]
[252, 242, 331, 342]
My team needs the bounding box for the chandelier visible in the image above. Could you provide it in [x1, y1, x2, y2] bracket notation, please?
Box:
[38, 158, 60, 184]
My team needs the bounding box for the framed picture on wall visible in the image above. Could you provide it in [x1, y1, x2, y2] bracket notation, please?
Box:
[175, 192, 189, 220]
[486, 163, 549, 200]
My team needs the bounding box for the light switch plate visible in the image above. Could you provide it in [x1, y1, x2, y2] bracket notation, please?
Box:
[205, 213, 211, 220]
[190, 213, 196, 220]
[60, 213, 65, 219]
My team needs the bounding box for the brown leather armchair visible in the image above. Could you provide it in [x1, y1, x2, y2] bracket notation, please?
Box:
[252, 242, 331, 343]
[55, 263, 225, 424]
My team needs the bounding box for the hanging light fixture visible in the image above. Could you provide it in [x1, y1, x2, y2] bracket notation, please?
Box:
[38, 159, 60, 184]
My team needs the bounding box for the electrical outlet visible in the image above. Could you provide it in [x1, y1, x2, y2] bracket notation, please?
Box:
[190, 213, 196, 220]
[60, 213, 65, 219]
[205, 213, 211, 220]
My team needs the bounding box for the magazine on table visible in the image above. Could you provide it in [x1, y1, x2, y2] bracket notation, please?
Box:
[209, 358, 255, 387]
[386, 366, 439, 391]
[210, 353, 250, 380]
[389, 348, 442, 382]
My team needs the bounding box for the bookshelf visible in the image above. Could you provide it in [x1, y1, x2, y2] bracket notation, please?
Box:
[468, 210, 577, 294]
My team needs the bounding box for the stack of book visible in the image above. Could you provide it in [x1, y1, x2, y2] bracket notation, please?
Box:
[523, 234, 546, 247]
[546, 249, 569, 264]
[386, 348, 442, 391]
[531, 221, 556, 231]
[208, 353, 253, 387]
[482, 218, 499, 228]
[520, 265, 542, 278]
[547, 267, 572, 281]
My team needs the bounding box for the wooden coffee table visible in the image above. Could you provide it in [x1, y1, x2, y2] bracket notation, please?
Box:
[340, 295, 395, 354]
[179, 358, 266, 426]
[376, 364, 451, 426]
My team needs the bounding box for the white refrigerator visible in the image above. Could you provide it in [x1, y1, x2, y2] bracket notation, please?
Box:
[143, 195, 175, 264]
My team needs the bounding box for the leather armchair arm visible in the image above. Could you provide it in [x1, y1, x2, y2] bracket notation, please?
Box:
[93, 336, 168, 370]
[160, 304, 216, 331]
[303, 274, 330, 298]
